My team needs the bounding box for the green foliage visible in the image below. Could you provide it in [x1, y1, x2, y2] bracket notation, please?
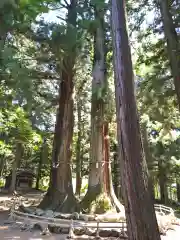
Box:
[0, 177, 5, 187]
[131, 0, 180, 200]
[90, 193, 113, 214]
[0, 141, 13, 158]
[80, 183, 88, 195]
[38, 176, 50, 191]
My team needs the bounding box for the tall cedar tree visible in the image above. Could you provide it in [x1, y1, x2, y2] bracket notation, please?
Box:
[159, 0, 180, 110]
[111, 0, 161, 239]
[40, 0, 78, 212]
[81, 2, 124, 213]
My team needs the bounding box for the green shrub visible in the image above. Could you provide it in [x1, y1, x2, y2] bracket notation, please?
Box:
[0, 177, 5, 188]
[39, 176, 49, 191]
[90, 193, 113, 214]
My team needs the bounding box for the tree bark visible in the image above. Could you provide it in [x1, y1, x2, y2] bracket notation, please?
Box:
[0, 156, 5, 176]
[9, 142, 23, 193]
[159, 0, 180, 110]
[39, 0, 78, 212]
[103, 122, 110, 194]
[113, 143, 122, 200]
[111, 0, 161, 239]
[75, 100, 82, 196]
[36, 156, 42, 190]
[176, 181, 180, 202]
[80, 4, 106, 211]
[39, 68, 78, 212]
[36, 140, 45, 190]
[103, 122, 124, 212]
[159, 176, 168, 204]
[141, 122, 155, 201]
[80, 5, 123, 213]
[158, 160, 168, 204]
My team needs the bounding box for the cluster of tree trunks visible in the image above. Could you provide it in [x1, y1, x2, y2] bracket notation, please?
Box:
[12, 0, 180, 238]
[37, 3, 162, 240]
[80, 2, 123, 213]
[2, 1, 179, 240]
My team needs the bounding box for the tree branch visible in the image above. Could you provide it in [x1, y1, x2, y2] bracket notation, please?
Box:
[63, 0, 70, 8]
[57, 16, 66, 22]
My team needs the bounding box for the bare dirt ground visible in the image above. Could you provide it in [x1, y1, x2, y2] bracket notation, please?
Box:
[0, 209, 68, 240]
[0, 193, 180, 240]
[0, 192, 67, 240]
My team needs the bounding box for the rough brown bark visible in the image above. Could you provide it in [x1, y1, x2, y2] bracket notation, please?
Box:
[9, 142, 23, 193]
[39, 0, 78, 212]
[0, 156, 5, 176]
[159, 177, 168, 204]
[113, 143, 122, 200]
[80, 5, 106, 211]
[141, 122, 155, 201]
[35, 157, 42, 190]
[111, 0, 161, 239]
[80, 5, 123, 213]
[39, 69, 78, 212]
[81, 97, 104, 210]
[159, 0, 180, 110]
[103, 122, 110, 194]
[75, 100, 82, 196]
[158, 160, 168, 204]
[103, 122, 124, 213]
[176, 181, 180, 202]
[36, 140, 45, 190]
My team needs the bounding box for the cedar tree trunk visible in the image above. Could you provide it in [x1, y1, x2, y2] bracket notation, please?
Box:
[36, 140, 45, 190]
[9, 142, 23, 193]
[39, 0, 78, 212]
[0, 156, 5, 176]
[159, 0, 180, 110]
[176, 181, 180, 202]
[80, 5, 106, 211]
[81, 5, 124, 213]
[158, 160, 168, 204]
[39, 68, 78, 212]
[111, 0, 161, 239]
[113, 143, 122, 200]
[103, 122, 124, 212]
[141, 122, 155, 200]
[75, 100, 82, 196]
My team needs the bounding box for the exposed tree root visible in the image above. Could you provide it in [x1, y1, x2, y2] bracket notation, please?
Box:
[80, 185, 124, 215]
[110, 189, 125, 213]
[80, 185, 101, 212]
[39, 188, 80, 213]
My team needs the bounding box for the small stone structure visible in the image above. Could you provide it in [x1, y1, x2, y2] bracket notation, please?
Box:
[5, 169, 35, 190]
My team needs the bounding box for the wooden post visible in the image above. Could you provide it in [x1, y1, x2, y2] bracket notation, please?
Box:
[119, 221, 128, 239]
[96, 220, 100, 239]
[67, 219, 74, 239]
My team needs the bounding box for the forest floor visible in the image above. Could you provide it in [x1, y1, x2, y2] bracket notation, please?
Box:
[0, 192, 180, 239]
